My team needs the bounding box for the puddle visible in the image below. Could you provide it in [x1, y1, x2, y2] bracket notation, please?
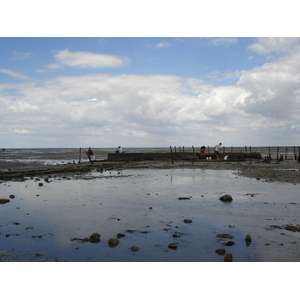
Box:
[1, 168, 299, 261]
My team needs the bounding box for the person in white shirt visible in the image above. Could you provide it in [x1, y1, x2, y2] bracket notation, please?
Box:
[214, 143, 222, 160]
[116, 146, 123, 153]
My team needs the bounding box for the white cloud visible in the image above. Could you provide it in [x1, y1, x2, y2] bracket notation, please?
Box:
[155, 42, 172, 48]
[208, 37, 238, 46]
[11, 51, 33, 60]
[248, 37, 300, 55]
[2, 40, 300, 147]
[46, 49, 130, 69]
[0, 68, 31, 80]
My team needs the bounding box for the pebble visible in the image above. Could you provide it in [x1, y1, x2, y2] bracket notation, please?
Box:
[130, 246, 139, 252]
[224, 253, 233, 262]
[183, 219, 193, 223]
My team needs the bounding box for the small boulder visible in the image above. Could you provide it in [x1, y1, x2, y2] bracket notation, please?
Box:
[0, 198, 10, 204]
[89, 233, 101, 243]
[168, 242, 178, 250]
[215, 248, 226, 256]
[219, 195, 233, 202]
[224, 253, 233, 262]
[183, 219, 193, 223]
[245, 234, 252, 246]
[130, 246, 139, 252]
[285, 225, 300, 232]
[108, 238, 119, 247]
[222, 241, 235, 246]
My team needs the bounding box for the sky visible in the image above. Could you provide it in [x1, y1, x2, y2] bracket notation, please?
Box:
[1, 4, 300, 148]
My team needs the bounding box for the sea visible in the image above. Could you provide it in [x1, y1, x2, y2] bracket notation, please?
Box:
[1, 146, 299, 165]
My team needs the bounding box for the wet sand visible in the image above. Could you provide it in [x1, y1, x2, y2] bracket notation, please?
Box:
[1, 158, 300, 262]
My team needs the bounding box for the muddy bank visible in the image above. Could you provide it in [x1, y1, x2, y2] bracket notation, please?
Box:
[1, 159, 299, 184]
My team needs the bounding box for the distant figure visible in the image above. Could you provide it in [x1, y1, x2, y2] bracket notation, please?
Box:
[214, 143, 222, 160]
[86, 147, 94, 159]
[116, 146, 123, 153]
[200, 146, 206, 159]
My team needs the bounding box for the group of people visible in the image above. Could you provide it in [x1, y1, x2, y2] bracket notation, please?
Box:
[199, 143, 223, 160]
[86, 146, 123, 160]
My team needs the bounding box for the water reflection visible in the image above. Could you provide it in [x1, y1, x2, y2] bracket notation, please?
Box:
[0, 168, 299, 262]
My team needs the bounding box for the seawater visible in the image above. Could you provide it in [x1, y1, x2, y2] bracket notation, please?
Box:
[1, 146, 299, 165]
[0, 167, 299, 262]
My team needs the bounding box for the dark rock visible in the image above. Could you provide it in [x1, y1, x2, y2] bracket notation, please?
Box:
[9, 195, 15, 199]
[285, 225, 300, 232]
[219, 195, 233, 202]
[117, 233, 125, 238]
[168, 242, 178, 250]
[245, 234, 252, 246]
[139, 231, 149, 234]
[224, 253, 233, 262]
[222, 241, 235, 246]
[108, 238, 119, 247]
[216, 234, 234, 239]
[130, 246, 139, 252]
[183, 219, 193, 223]
[215, 248, 226, 256]
[89, 233, 101, 243]
[38, 183, 43, 186]
[0, 198, 10, 204]
[178, 196, 191, 200]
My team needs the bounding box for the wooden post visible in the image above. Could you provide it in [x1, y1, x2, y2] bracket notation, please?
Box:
[170, 146, 174, 164]
[78, 147, 82, 163]
[192, 145, 195, 162]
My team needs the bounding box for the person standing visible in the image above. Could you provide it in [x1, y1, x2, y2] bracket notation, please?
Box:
[214, 143, 222, 160]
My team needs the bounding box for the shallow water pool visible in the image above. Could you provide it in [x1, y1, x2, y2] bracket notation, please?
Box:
[1, 168, 299, 262]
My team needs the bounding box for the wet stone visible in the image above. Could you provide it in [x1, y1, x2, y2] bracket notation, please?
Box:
[222, 241, 235, 246]
[183, 219, 193, 223]
[168, 242, 178, 250]
[245, 234, 252, 246]
[89, 233, 101, 243]
[108, 238, 119, 247]
[224, 253, 233, 262]
[215, 248, 226, 256]
[216, 234, 234, 239]
[219, 195, 233, 202]
[130, 246, 139, 252]
[0, 198, 10, 204]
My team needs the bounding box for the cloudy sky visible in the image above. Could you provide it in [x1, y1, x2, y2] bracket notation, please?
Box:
[1, 1, 300, 149]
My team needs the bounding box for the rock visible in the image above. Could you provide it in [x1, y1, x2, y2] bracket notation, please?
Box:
[108, 238, 119, 247]
[178, 196, 191, 200]
[245, 234, 252, 246]
[168, 242, 178, 250]
[285, 225, 300, 232]
[222, 241, 235, 246]
[0, 198, 10, 204]
[183, 219, 193, 223]
[224, 253, 233, 262]
[216, 234, 234, 239]
[9, 195, 15, 199]
[117, 233, 125, 238]
[215, 248, 226, 256]
[130, 246, 139, 252]
[89, 233, 101, 243]
[139, 231, 149, 234]
[26, 227, 34, 230]
[219, 195, 233, 202]
[38, 183, 43, 186]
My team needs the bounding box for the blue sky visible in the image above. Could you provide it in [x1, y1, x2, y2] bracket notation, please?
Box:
[1, 3, 300, 148]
